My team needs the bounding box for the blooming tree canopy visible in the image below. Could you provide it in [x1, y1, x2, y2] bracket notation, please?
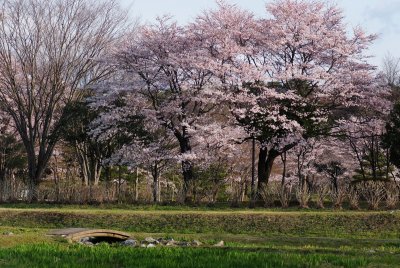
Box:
[188, 0, 379, 193]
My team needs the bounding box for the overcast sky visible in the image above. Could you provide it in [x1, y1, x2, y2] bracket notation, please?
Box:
[120, 0, 400, 68]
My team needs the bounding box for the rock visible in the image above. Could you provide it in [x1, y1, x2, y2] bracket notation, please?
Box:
[192, 240, 202, 246]
[2, 232, 13, 236]
[368, 249, 376, 253]
[94, 242, 109, 247]
[166, 241, 176, 246]
[144, 237, 158, 244]
[140, 244, 147, 248]
[147, 243, 156, 248]
[121, 239, 137, 247]
[177, 241, 190, 247]
[213, 240, 224, 247]
[157, 239, 168, 245]
[83, 241, 94, 246]
[80, 237, 90, 243]
[156, 238, 168, 245]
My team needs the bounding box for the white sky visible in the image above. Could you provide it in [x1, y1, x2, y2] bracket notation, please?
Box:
[120, 0, 400, 68]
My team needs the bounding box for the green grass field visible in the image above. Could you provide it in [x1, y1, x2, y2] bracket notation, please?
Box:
[0, 205, 399, 267]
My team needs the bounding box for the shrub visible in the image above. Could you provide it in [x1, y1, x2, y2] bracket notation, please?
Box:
[385, 181, 399, 209]
[359, 181, 386, 210]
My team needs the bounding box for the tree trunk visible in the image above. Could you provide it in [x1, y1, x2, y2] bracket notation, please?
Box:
[265, 155, 276, 183]
[27, 176, 40, 202]
[240, 181, 246, 202]
[76, 142, 102, 186]
[297, 154, 305, 188]
[27, 157, 46, 203]
[250, 137, 256, 207]
[135, 167, 139, 202]
[158, 179, 161, 202]
[257, 148, 280, 197]
[182, 160, 193, 202]
[0, 180, 3, 202]
[90, 158, 102, 186]
[21, 133, 56, 203]
[76, 144, 89, 186]
[9, 171, 16, 202]
[257, 147, 268, 193]
[0, 168, 6, 202]
[117, 166, 122, 202]
[176, 131, 193, 203]
[152, 162, 159, 203]
[281, 152, 287, 186]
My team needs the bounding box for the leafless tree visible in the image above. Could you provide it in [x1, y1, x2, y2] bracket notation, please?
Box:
[382, 53, 400, 86]
[0, 0, 127, 201]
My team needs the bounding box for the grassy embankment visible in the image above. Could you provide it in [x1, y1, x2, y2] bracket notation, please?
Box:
[0, 205, 399, 267]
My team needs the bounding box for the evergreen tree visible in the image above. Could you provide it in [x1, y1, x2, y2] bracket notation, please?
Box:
[383, 102, 400, 171]
[354, 134, 393, 182]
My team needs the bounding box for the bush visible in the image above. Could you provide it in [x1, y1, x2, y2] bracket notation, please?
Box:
[359, 181, 386, 210]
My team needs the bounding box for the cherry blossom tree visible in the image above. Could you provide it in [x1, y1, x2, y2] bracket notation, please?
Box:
[89, 76, 179, 202]
[90, 73, 244, 202]
[191, 0, 378, 197]
[108, 16, 232, 202]
[313, 138, 356, 191]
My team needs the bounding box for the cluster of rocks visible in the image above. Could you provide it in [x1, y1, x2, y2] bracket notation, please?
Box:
[79, 236, 224, 248]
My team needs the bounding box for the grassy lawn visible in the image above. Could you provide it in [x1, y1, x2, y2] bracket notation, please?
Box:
[0, 206, 399, 267]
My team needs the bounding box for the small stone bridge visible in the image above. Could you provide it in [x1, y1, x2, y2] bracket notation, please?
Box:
[48, 228, 132, 242]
